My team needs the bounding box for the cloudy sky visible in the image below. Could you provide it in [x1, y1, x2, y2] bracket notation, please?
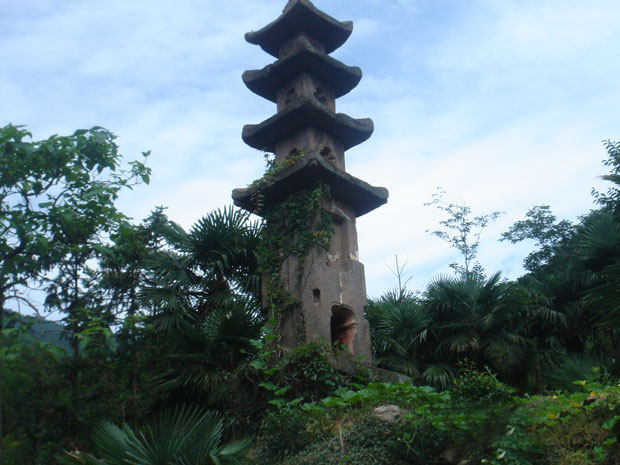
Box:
[2, 0, 619, 297]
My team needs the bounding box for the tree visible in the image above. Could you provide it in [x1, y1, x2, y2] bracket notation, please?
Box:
[425, 187, 503, 279]
[516, 273, 582, 392]
[141, 206, 261, 330]
[97, 208, 169, 426]
[139, 207, 264, 403]
[366, 291, 430, 378]
[501, 205, 574, 274]
[1, 334, 68, 464]
[424, 272, 530, 381]
[591, 140, 620, 215]
[579, 187, 620, 331]
[0, 124, 150, 463]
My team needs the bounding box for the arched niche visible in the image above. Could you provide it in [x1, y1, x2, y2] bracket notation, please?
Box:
[330, 305, 357, 353]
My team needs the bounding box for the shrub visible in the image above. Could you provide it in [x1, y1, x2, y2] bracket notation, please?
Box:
[483, 381, 620, 464]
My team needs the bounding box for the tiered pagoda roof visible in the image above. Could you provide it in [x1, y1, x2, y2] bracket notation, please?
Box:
[233, 0, 388, 217]
[233, 153, 388, 217]
[245, 0, 353, 57]
[242, 35, 362, 102]
[242, 96, 373, 152]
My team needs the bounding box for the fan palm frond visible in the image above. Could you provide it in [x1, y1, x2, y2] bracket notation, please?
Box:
[583, 262, 620, 327]
[62, 406, 251, 465]
[546, 353, 605, 392]
[421, 363, 458, 389]
[579, 213, 620, 270]
[373, 355, 420, 377]
[423, 272, 530, 376]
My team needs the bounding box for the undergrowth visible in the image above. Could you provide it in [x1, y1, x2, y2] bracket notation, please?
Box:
[244, 353, 620, 465]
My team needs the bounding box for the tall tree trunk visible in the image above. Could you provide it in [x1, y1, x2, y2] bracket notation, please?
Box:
[70, 258, 80, 425]
[535, 359, 543, 394]
[130, 289, 138, 429]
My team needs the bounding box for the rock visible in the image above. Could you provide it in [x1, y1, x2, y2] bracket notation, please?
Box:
[440, 446, 471, 464]
[372, 405, 403, 423]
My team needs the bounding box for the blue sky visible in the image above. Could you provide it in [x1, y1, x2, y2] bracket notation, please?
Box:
[2, 0, 619, 298]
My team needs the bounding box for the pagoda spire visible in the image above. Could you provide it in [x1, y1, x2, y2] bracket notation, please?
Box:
[232, 0, 388, 362]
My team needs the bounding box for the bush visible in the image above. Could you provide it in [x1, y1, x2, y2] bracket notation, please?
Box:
[277, 341, 347, 401]
[483, 381, 620, 464]
[451, 363, 516, 404]
[280, 418, 395, 465]
[252, 407, 320, 461]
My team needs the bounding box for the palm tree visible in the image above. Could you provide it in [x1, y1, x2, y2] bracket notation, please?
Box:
[366, 290, 430, 378]
[424, 272, 530, 381]
[579, 210, 620, 328]
[581, 140, 620, 328]
[139, 207, 265, 402]
[152, 296, 264, 402]
[366, 290, 458, 387]
[60, 405, 251, 465]
[140, 206, 262, 331]
[516, 273, 579, 392]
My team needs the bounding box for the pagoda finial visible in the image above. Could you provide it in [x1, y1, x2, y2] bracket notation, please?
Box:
[283, 0, 295, 13]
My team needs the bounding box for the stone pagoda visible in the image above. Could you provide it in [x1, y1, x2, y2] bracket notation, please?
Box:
[232, 0, 388, 362]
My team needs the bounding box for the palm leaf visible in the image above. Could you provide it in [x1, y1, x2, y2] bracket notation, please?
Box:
[91, 421, 138, 465]
[213, 439, 253, 465]
[583, 262, 620, 327]
[421, 363, 458, 389]
[373, 355, 420, 377]
[546, 353, 605, 392]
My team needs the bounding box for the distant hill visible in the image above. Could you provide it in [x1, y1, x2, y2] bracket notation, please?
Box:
[3, 310, 71, 353]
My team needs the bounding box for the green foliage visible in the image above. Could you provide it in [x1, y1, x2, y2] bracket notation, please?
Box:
[251, 339, 345, 405]
[253, 406, 321, 461]
[546, 353, 607, 392]
[152, 296, 264, 404]
[592, 140, 620, 214]
[141, 206, 262, 331]
[579, 209, 620, 328]
[425, 272, 530, 380]
[248, 151, 307, 212]
[501, 205, 574, 274]
[246, 340, 347, 461]
[1, 334, 74, 463]
[277, 420, 393, 465]
[425, 187, 503, 279]
[1, 124, 151, 463]
[4, 124, 620, 465]
[450, 363, 516, 404]
[256, 183, 333, 323]
[250, 373, 620, 465]
[484, 381, 620, 464]
[0, 124, 147, 284]
[253, 374, 517, 465]
[61, 406, 251, 465]
[365, 292, 429, 378]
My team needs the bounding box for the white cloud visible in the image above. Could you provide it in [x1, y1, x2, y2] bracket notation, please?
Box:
[2, 0, 618, 302]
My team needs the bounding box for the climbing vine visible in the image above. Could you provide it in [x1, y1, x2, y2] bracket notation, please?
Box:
[256, 182, 333, 325]
[249, 151, 307, 212]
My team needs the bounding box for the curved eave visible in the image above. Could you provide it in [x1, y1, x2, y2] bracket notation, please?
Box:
[242, 38, 362, 102]
[246, 0, 353, 58]
[232, 153, 388, 218]
[242, 97, 373, 152]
